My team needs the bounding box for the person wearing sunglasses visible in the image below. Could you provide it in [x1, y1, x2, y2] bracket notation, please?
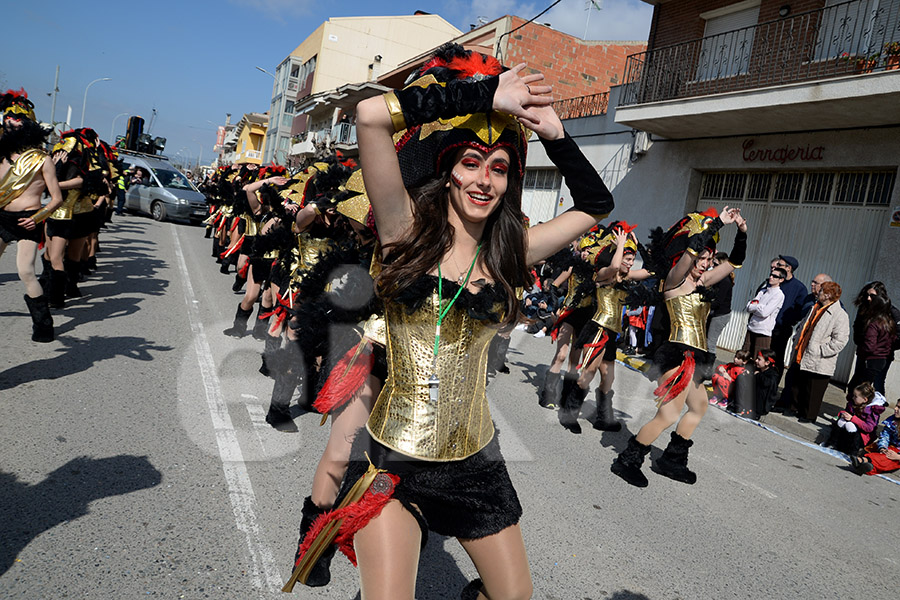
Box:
[741, 267, 786, 356]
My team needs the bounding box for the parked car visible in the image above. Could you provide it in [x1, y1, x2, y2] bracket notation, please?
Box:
[120, 151, 208, 224]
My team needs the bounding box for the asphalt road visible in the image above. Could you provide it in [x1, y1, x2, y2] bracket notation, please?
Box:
[0, 216, 897, 600]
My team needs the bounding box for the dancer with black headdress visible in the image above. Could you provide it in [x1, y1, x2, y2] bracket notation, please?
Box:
[285, 43, 614, 599]
[0, 89, 64, 341]
[611, 207, 747, 488]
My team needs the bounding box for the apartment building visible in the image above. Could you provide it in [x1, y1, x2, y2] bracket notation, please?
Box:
[259, 12, 462, 164]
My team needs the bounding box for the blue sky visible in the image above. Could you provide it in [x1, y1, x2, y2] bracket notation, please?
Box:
[2, 0, 652, 166]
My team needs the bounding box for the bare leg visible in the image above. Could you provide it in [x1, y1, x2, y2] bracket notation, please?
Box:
[548, 323, 573, 374]
[598, 359, 615, 394]
[634, 367, 688, 446]
[0, 239, 7, 260]
[354, 500, 421, 600]
[16, 240, 42, 298]
[311, 376, 380, 507]
[47, 236, 67, 270]
[239, 265, 261, 311]
[674, 380, 709, 440]
[459, 524, 533, 600]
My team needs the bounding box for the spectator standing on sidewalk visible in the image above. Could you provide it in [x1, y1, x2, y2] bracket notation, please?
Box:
[706, 251, 734, 353]
[847, 281, 897, 395]
[769, 255, 808, 374]
[741, 268, 786, 355]
[785, 281, 850, 422]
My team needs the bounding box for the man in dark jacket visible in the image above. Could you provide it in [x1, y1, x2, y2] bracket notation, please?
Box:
[770, 255, 808, 375]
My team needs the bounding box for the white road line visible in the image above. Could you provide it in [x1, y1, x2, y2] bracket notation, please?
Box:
[172, 227, 282, 595]
[724, 473, 778, 499]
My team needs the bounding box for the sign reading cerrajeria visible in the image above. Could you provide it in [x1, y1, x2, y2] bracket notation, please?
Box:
[742, 138, 825, 164]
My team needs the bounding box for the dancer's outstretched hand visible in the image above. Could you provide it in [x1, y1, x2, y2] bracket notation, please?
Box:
[522, 103, 564, 141]
[494, 64, 552, 127]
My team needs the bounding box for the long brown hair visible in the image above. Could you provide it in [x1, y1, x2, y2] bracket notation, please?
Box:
[377, 153, 532, 325]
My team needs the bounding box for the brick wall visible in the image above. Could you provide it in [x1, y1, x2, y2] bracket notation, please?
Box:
[652, 0, 826, 49]
[502, 17, 646, 100]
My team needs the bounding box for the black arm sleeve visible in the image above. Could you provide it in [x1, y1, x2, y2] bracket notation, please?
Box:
[540, 132, 614, 218]
[728, 229, 747, 267]
[394, 77, 499, 129]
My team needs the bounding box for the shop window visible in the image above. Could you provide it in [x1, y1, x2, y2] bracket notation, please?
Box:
[835, 172, 869, 204]
[773, 172, 803, 202]
[804, 172, 834, 203]
[746, 173, 771, 201]
[700, 173, 726, 200]
[524, 169, 561, 191]
[868, 172, 895, 205]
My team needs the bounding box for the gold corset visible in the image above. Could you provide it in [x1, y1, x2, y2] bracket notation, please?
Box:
[243, 214, 260, 237]
[665, 293, 710, 351]
[289, 234, 334, 288]
[50, 189, 81, 220]
[73, 194, 96, 215]
[564, 271, 593, 309]
[0, 149, 46, 210]
[367, 288, 500, 461]
[591, 285, 627, 333]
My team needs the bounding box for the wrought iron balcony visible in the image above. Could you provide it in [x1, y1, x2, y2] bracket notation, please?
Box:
[620, 0, 900, 106]
[552, 91, 609, 120]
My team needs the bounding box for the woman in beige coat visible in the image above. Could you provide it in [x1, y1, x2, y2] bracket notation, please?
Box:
[786, 281, 850, 422]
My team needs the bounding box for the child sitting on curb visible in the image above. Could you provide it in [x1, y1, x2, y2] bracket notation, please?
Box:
[710, 350, 751, 408]
[823, 382, 887, 455]
[728, 349, 779, 420]
[853, 401, 900, 475]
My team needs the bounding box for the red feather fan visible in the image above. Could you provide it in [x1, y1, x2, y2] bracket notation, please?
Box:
[314, 339, 374, 414]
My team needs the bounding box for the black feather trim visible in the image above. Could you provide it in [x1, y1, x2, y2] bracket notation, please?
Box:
[392, 275, 506, 323]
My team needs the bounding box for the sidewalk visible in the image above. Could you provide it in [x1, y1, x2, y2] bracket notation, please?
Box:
[617, 346, 849, 444]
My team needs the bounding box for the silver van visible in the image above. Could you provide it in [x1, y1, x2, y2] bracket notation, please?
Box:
[120, 151, 208, 224]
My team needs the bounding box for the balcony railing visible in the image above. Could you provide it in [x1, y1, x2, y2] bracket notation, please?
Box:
[620, 0, 900, 106]
[331, 122, 357, 145]
[552, 91, 609, 120]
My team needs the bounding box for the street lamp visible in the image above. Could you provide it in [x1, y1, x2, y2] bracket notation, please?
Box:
[255, 66, 276, 79]
[80, 77, 112, 128]
[110, 112, 129, 143]
[194, 142, 203, 169]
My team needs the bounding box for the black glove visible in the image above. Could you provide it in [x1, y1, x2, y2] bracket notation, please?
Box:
[729, 229, 747, 267]
[540, 133, 613, 219]
[391, 77, 499, 130]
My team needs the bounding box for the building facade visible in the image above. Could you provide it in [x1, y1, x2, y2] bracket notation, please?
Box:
[526, 0, 900, 382]
[258, 12, 462, 164]
[230, 112, 268, 165]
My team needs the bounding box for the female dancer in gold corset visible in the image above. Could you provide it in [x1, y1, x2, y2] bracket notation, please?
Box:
[611, 208, 747, 488]
[284, 44, 614, 599]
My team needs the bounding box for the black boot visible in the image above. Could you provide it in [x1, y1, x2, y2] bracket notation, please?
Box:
[461, 578, 484, 600]
[260, 334, 280, 377]
[212, 237, 220, 259]
[87, 256, 98, 271]
[495, 335, 510, 374]
[539, 371, 562, 409]
[292, 496, 336, 587]
[232, 272, 246, 292]
[63, 259, 82, 298]
[653, 431, 697, 484]
[23, 295, 54, 343]
[592, 389, 622, 432]
[611, 435, 651, 487]
[204, 227, 212, 239]
[219, 259, 230, 274]
[38, 255, 52, 293]
[48, 269, 66, 309]
[559, 379, 587, 434]
[252, 306, 271, 341]
[79, 259, 91, 279]
[223, 304, 253, 337]
[266, 343, 303, 428]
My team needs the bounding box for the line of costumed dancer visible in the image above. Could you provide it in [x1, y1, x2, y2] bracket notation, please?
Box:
[0, 89, 121, 342]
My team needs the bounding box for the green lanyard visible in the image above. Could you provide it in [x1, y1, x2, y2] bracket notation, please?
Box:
[433, 244, 482, 366]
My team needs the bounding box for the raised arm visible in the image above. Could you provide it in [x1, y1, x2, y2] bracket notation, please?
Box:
[525, 106, 614, 265]
[699, 211, 747, 288]
[244, 176, 288, 213]
[357, 64, 552, 247]
[594, 230, 628, 281]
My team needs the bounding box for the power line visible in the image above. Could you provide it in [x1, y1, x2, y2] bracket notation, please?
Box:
[496, 0, 565, 61]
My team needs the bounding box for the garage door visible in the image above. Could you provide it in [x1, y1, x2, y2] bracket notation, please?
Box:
[698, 169, 895, 382]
